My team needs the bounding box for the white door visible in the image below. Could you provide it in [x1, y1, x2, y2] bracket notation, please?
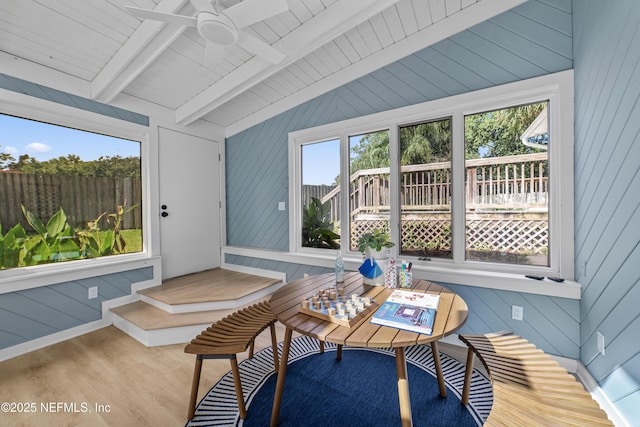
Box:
[159, 127, 220, 280]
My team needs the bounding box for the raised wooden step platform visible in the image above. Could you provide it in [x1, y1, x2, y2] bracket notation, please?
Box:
[138, 269, 282, 313]
[110, 268, 285, 347]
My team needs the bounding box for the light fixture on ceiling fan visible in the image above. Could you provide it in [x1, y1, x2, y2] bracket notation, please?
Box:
[124, 0, 289, 67]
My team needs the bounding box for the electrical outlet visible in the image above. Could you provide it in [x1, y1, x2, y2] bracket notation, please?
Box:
[88, 286, 98, 299]
[512, 305, 524, 321]
[278, 202, 286, 211]
[597, 331, 605, 356]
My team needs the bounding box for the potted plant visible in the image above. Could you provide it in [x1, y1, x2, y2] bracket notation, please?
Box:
[357, 229, 394, 286]
[357, 228, 394, 255]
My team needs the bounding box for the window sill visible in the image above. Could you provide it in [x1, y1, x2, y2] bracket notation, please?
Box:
[0, 254, 161, 295]
[223, 246, 580, 299]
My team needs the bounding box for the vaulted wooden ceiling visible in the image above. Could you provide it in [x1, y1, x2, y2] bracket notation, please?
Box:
[0, 0, 524, 136]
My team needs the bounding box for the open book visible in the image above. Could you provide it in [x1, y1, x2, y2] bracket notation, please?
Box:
[370, 289, 440, 335]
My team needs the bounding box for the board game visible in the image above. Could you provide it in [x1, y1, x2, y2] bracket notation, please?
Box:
[297, 286, 378, 328]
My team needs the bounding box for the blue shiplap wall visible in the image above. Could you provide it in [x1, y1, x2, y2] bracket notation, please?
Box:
[0, 73, 149, 126]
[573, 0, 640, 422]
[226, 0, 572, 250]
[0, 267, 152, 349]
[225, 0, 580, 359]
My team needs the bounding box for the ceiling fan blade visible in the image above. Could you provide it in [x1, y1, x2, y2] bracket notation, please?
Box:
[236, 32, 285, 64]
[124, 6, 197, 28]
[204, 40, 226, 69]
[223, 0, 289, 29]
[188, 0, 217, 14]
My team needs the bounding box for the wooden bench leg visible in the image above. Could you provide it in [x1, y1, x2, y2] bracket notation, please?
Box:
[461, 347, 474, 406]
[319, 340, 325, 353]
[230, 355, 247, 419]
[336, 344, 343, 361]
[187, 356, 203, 420]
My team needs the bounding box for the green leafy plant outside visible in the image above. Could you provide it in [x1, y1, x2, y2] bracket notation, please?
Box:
[302, 197, 340, 249]
[0, 202, 139, 269]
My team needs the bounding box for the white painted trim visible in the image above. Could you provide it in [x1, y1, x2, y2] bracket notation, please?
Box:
[0, 319, 110, 363]
[222, 245, 580, 299]
[576, 362, 631, 427]
[0, 256, 162, 295]
[220, 261, 287, 283]
[286, 70, 576, 295]
[0, 274, 160, 362]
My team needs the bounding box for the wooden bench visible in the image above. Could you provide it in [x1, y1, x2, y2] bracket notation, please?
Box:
[459, 331, 613, 426]
[184, 301, 279, 420]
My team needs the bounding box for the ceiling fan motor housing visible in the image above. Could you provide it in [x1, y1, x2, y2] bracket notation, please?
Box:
[198, 12, 238, 45]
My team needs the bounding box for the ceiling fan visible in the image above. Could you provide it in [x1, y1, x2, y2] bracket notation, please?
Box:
[124, 0, 289, 67]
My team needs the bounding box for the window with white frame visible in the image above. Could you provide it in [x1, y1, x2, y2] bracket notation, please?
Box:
[0, 112, 144, 271]
[289, 71, 574, 282]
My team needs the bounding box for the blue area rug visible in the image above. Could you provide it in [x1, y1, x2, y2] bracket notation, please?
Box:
[186, 335, 493, 426]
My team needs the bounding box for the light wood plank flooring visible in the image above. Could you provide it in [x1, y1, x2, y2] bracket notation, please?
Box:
[139, 269, 281, 305]
[0, 325, 470, 427]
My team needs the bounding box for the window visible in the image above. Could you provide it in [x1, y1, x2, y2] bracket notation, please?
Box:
[300, 139, 340, 249]
[289, 71, 574, 287]
[399, 119, 452, 260]
[464, 102, 549, 266]
[0, 113, 143, 270]
[349, 130, 390, 251]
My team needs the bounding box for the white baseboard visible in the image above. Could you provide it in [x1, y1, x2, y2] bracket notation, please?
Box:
[576, 362, 630, 427]
[221, 260, 288, 283]
[0, 276, 160, 363]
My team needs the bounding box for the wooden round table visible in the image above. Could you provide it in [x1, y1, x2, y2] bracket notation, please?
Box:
[269, 272, 469, 426]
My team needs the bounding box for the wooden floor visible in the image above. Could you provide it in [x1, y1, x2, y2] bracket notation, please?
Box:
[0, 324, 471, 427]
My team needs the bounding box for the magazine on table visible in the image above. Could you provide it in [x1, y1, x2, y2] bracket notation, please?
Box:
[370, 289, 440, 335]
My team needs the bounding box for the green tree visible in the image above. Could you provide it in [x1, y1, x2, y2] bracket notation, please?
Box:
[350, 131, 390, 173]
[8, 154, 140, 178]
[0, 146, 15, 169]
[399, 120, 451, 164]
[465, 102, 546, 159]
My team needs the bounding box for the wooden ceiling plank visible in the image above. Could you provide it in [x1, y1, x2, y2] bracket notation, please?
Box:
[175, 0, 404, 126]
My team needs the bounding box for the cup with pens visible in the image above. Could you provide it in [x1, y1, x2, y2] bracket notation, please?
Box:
[399, 261, 412, 288]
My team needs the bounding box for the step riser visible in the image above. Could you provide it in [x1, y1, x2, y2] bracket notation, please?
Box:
[113, 314, 213, 347]
[109, 268, 285, 347]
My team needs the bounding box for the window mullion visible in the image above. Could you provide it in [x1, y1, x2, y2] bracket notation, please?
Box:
[389, 124, 400, 259]
[451, 112, 466, 264]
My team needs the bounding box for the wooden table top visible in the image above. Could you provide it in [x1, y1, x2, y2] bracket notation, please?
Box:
[270, 272, 468, 348]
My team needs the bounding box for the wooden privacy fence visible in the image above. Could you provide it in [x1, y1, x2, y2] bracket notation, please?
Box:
[0, 172, 142, 230]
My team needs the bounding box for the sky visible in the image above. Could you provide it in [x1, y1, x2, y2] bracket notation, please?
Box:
[0, 113, 140, 164]
[302, 138, 340, 186]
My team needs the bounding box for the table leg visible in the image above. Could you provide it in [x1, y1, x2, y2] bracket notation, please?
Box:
[270, 327, 292, 427]
[431, 341, 447, 397]
[395, 347, 413, 427]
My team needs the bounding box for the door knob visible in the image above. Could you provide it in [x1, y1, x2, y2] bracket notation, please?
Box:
[161, 211, 169, 217]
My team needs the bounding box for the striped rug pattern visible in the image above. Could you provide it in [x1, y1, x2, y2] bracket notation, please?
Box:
[185, 335, 493, 426]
